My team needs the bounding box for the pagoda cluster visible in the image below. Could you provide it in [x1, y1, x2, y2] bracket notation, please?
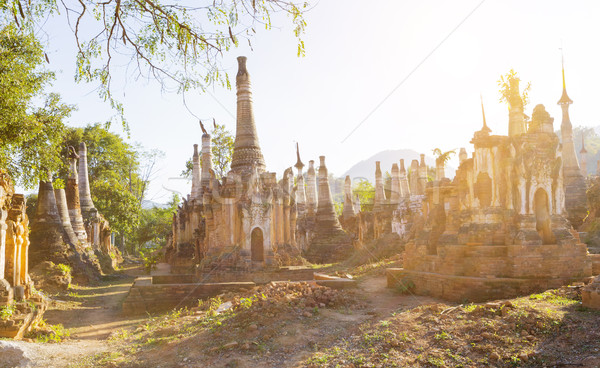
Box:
[165, 57, 353, 270]
[30, 143, 116, 279]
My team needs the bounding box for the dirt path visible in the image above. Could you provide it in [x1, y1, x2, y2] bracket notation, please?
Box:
[44, 270, 146, 340]
[357, 273, 440, 316]
[2, 269, 440, 368]
[1, 264, 148, 368]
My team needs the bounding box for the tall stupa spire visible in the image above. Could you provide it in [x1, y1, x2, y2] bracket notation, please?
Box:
[480, 94, 491, 133]
[230, 56, 266, 174]
[558, 52, 573, 105]
[294, 142, 304, 171]
[558, 52, 587, 229]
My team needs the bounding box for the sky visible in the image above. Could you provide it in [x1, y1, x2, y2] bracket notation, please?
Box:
[33, 0, 600, 203]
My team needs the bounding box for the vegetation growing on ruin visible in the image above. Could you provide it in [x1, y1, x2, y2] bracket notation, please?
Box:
[181, 122, 235, 180]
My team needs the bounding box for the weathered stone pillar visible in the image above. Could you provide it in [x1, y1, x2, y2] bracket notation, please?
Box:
[191, 144, 201, 200]
[282, 168, 292, 244]
[0, 178, 9, 284]
[55, 188, 80, 248]
[290, 186, 297, 246]
[5, 220, 18, 287]
[342, 175, 356, 219]
[306, 156, 351, 263]
[230, 56, 266, 174]
[374, 161, 386, 211]
[4, 195, 26, 288]
[35, 180, 62, 225]
[19, 213, 29, 287]
[418, 154, 428, 195]
[435, 158, 445, 181]
[399, 159, 410, 198]
[390, 164, 400, 205]
[558, 68, 587, 229]
[306, 160, 318, 216]
[316, 156, 342, 229]
[200, 134, 212, 191]
[78, 142, 96, 215]
[294, 143, 306, 216]
[409, 159, 419, 195]
[32, 177, 102, 281]
[66, 148, 88, 245]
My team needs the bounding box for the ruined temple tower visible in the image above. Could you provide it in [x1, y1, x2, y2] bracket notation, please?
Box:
[306, 160, 317, 215]
[409, 160, 419, 194]
[306, 156, 352, 262]
[294, 143, 306, 215]
[399, 159, 410, 198]
[65, 147, 88, 245]
[580, 136, 588, 176]
[390, 163, 401, 205]
[55, 188, 80, 248]
[78, 142, 96, 216]
[230, 56, 266, 174]
[29, 180, 66, 266]
[558, 61, 587, 229]
[200, 133, 212, 191]
[417, 154, 427, 195]
[342, 175, 356, 219]
[190, 144, 201, 200]
[374, 161, 386, 211]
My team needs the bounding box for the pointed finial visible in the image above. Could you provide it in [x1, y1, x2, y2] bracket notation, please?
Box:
[558, 47, 573, 105]
[199, 119, 208, 134]
[294, 142, 304, 170]
[561, 48, 566, 90]
[480, 94, 491, 133]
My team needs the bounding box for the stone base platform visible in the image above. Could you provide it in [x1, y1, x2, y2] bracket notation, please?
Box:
[122, 278, 255, 315]
[387, 268, 593, 303]
[195, 266, 316, 284]
[123, 269, 357, 315]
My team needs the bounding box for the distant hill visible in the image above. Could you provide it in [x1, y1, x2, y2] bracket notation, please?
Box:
[142, 199, 171, 210]
[342, 149, 442, 182]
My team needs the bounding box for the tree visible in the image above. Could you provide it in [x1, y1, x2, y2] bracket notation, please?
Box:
[432, 148, 455, 167]
[0, 25, 74, 187]
[181, 122, 234, 180]
[211, 123, 235, 179]
[353, 179, 375, 212]
[2, 0, 309, 125]
[498, 69, 531, 109]
[133, 193, 179, 251]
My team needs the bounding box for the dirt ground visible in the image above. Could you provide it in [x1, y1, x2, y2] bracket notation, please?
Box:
[0, 264, 148, 368]
[2, 263, 599, 368]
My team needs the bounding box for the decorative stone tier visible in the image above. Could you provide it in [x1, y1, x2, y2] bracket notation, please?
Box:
[122, 277, 256, 315]
[195, 267, 316, 284]
[388, 268, 593, 303]
[0, 294, 46, 339]
[389, 239, 592, 302]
